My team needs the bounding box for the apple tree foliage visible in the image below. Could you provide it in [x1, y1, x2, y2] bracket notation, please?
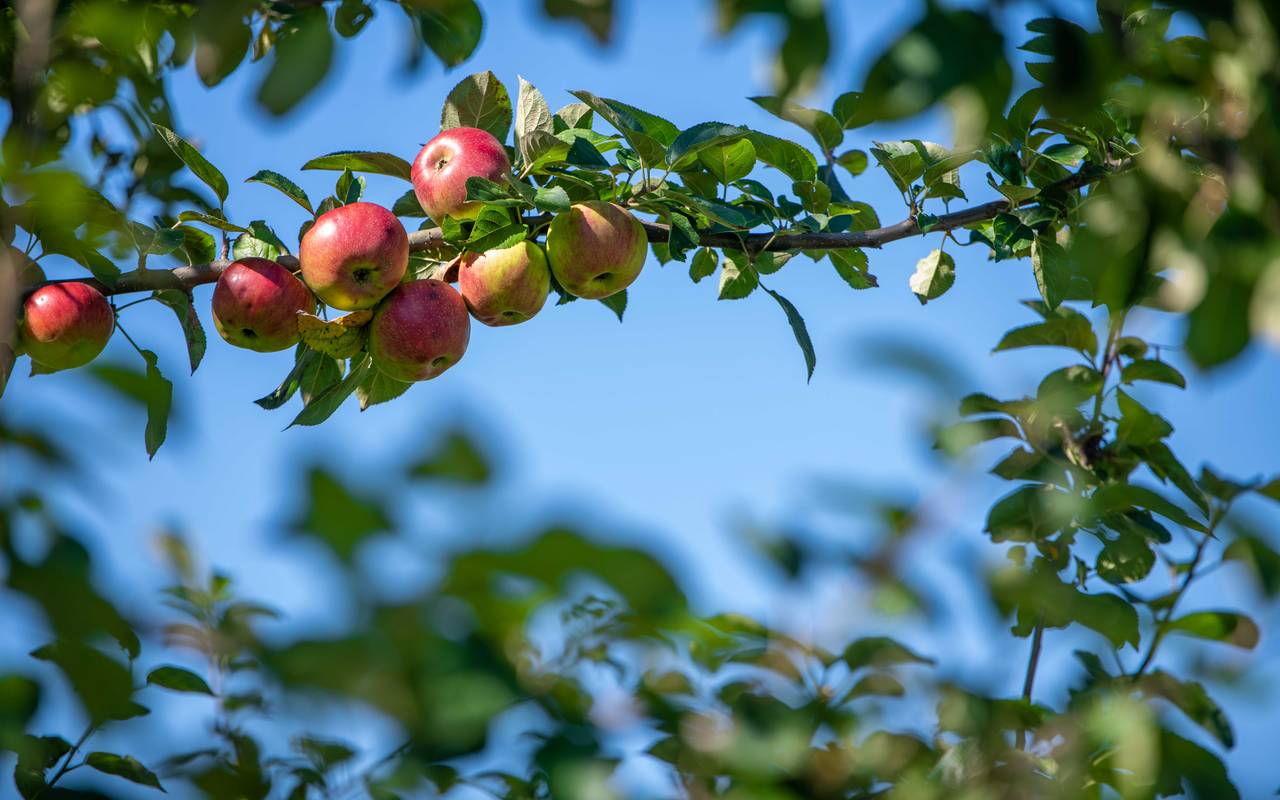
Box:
[3, 1, 1280, 798]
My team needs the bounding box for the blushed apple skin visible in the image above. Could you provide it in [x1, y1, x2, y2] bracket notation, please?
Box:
[458, 241, 550, 326]
[20, 282, 114, 370]
[545, 201, 648, 299]
[412, 127, 512, 222]
[212, 257, 313, 352]
[299, 202, 408, 311]
[369, 279, 470, 382]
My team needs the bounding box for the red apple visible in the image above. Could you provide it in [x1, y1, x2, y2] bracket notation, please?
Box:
[412, 127, 512, 221]
[212, 257, 313, 352]
[369, 279, 470, 382]
[299, 202, 408, 311]
[458, 241, 550, 326]
[20, 281, 114, 370]
[545, 201, 648, 299]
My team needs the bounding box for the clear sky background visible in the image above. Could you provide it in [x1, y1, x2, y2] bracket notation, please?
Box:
[3, 1, 1279, 797]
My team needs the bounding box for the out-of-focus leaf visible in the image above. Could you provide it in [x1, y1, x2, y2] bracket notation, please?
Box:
[257, 9, 334, 116]
[408, 429, 491, 484]
[147, 665, 214, 695]
[289, 467, 391, 560]
[1165, 611, 1259, 650]
[85, 752, 164, 791]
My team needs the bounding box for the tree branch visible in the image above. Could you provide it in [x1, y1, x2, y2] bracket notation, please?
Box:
[35, 161, 1127, 299]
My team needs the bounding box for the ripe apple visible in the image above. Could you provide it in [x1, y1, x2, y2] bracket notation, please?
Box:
[412, 127, 512, 221]
[212, 257, 313, 352]
[20, 281, 114, 370]
[458, 241, 550, 326]
[545, 201, 648, 299]
[369, 279, 470, 382]
[299, 202, 408, 311]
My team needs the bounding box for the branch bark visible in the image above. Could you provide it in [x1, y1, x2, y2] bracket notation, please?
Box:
[37, 161, 1125, 298]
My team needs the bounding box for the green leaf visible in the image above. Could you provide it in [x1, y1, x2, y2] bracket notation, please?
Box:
[598, 290, 627, 322]
[335, 169, 364, 205]
[1166, 611, 1260, 649]
[935, 418, 1021, 455]
[147, 665, 214, 695]
[233, 230, 281, 261]
[300, 352, 343, 406]
[749, 96, 843, 154]
[413, 0, 482, 67]
[466, 223, 528, 254]
[569, 90, 679, 166]
[153, 124, 229, 204]
[391, 189, 427, 217]
[994, 314, 1097, 356]
[763, 286, 816, 382]
[1089, 483, 1206, 532]
[256, 9, 333, 116]
[441, 70, 513, 142]
[1116, 390, 1173, 446]
[533, 186, 571, 213]
[290, 466, 391, 560]
[1040, 142, 1088, 167]
[515, 76, 554, 168]
[835, 148, 868, 177]
[832, 91, 867, 129]
[142, 352, 172, 459]
[830, 249, 877, 289]
[1140, 671, 1233, 748]
[1121, 359, 1186, 389]
[1157, 729, 1239, 800]
[288, 356, 372, 428]
[689, 247, 717, 283]
[152, 290, 207, 375]
[85, 752, 164, 791]
[667, 122, 748, 170]
[697, 139, 756, 185]
[175, 225, 217, 265]
[301, 151, 413, 181]
[1095, 528, 1156, 584]
[355, 368, 411, 411]
[255, 348, 315, 410]
[985, 484, 1074, 541]
[718, 250, 757, 300]
[745, 131, 818, 182]
[842, 636, 934, 672]
[408, 429, 492, 484]
[908, 249, 955, 304]
[1031, 235, 1070, 310]
[176, 211, 250, 234]
[1223, 535, 1280, 597]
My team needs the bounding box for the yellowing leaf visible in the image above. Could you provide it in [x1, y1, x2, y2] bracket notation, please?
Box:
[297, 310, 372, 359]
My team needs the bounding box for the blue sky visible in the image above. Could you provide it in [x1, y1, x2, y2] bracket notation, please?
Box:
[4, 1, 1280, 796]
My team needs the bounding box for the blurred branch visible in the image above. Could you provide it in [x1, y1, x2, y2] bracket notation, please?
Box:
[31, 161, 1131, 298]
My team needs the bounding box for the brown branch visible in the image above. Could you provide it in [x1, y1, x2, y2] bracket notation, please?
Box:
[35, 161, 1127, 298]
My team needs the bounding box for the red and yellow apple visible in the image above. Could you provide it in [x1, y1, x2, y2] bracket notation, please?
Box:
[412, 127, 511, 221]
[20, 281, 114, 370]
[299, 202, 408, 311]
[212, 257, 313, 352]
[458, 241, 550, 326]
[369, 279, 470, 382]
[545, 201, 647, 299]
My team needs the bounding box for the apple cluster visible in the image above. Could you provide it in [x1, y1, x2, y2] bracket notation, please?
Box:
[15, 126, 650, 387]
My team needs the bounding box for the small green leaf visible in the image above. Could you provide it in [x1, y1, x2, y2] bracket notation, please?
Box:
[994, 314, 1097, 356]
[830, 249, 876, 289]
[533, 186, 571, 213]
[301, 151, 413, 181]
[441, 70, 513, 142]
[749, 96, 843, 154]
[408, 429, 492, 484]
[697, 139, 756, 185]
[1166, 611, 1260, 649]
[255, 348, 315, 410]
[153, 124, 229, 204]
[515, 76, 554, 168]
[1122, 359, 1186, 389]
[744, 132, 818, 182]
[1040, 142, 1088, 167]
[147, 665, 214, 695]
[246, 169, 313, 215]
[763, 286, 816, 382]
[256, 8, 333, 116]
[1031, 235, 1071, 309]
[152, 290, 207, 375]
[689, 247, 717, 283]
[599, 289, 627, 322]
[667, 122, 748, 170]
[413, 0, 483, 67]
[909, 249, 955, 304]
[288, 356, 372, 428]
[355, 368, 411, 411]
[391, 189, 427, 218]
[717, 251, 757, 300]
[85, 752, 164, 791]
